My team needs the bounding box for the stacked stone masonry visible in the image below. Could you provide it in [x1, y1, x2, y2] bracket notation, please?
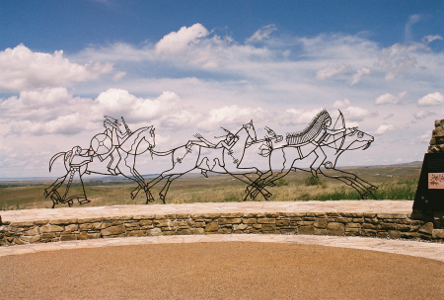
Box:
[428, 118, 444, 153]
[1, 211, 443, 246]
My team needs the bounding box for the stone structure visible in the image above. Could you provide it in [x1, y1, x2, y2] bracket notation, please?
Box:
[1, 211, 443, 246]
[428, 119, 444, 153]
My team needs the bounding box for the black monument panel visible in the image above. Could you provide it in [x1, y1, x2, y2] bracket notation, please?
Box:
[414, 153, 444, 211]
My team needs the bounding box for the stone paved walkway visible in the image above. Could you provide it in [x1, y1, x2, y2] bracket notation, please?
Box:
[1, 200, 444, 262]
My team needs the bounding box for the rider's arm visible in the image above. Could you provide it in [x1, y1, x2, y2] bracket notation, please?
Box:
[217, 135, 238, 149]
[326, 128, 346, 134]
[197, 136, 216, 147]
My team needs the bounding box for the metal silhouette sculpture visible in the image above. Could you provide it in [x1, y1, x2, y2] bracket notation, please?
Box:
[246, 109, 376, 200]
[45, 110, 376, 208]
[44, 116, 155, 208]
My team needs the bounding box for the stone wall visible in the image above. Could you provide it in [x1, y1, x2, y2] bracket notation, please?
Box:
[428, 119, 444, 153]
[1, 211, 443, 246]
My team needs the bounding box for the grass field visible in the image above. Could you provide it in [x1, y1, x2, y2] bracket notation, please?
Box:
[0, 163, 421, 210]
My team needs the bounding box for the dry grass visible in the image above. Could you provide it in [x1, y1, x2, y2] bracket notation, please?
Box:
[0, 164, 421, 210]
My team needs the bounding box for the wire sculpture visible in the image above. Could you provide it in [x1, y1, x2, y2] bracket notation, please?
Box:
[44, 110, 376, 208]
[44, 116, 155, 208]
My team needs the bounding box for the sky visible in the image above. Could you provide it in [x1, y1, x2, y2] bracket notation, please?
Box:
[0, 0, 443, 179]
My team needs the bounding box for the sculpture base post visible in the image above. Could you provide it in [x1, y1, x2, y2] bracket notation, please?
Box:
[413, 153, 444, 211]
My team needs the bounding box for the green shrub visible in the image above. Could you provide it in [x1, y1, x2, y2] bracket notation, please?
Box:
[304, 175, 321, 186]
[273, 178, 289, 187]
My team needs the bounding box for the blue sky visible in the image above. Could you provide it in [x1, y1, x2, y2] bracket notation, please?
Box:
[0, 1, 443, 178]
[1, 1, 442, 52]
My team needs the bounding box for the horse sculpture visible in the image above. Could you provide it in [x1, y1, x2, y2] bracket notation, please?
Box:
[44, 118, 156, 208]
[44, 110, 376, 207]
[141, 120, 270, 203]
[246, 110, 376, 200]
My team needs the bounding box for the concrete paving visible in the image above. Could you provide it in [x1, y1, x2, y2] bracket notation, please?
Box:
[1, 234, 443, 262]
[1, 200, 414, 222]
[1, 200, 443, 262]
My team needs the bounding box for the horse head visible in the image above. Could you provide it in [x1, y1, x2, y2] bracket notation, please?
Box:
[148, 126, 156, 149]
[342, 127, 374, 151]
[242, 119, 257, 141]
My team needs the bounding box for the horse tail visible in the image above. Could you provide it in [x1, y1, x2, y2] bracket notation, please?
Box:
[49, 152, 66, 172]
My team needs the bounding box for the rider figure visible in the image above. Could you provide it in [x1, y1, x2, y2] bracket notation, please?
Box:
[187, 127, 239, 151]
[98, 115, 130, 175]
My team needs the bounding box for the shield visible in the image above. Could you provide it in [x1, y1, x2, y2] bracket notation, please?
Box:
[90, 133, 112, 155]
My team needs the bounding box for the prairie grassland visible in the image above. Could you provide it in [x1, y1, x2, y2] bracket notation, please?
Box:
[0, 164, 421, 210]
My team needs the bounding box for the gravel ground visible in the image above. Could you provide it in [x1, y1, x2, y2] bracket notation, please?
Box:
[1, 242, 443, 299]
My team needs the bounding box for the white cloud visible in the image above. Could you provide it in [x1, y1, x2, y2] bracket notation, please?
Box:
[422, 35, 443, 44]
[343, 106, 373, 122]
[246, 24, 278, 43]
[316, 65, 370, 85]
[350, 67, 370, 85]
[333, 98, 373, 121]
[375, 93, 400, 105]
[333, 99, 351, 108]
[198, 105, 265, 130]
[113, 71, 126, 81]
[375, 41, 434, 81]
[11, 113, 84, 136]
[284, 108, 325, 126]
[417, 92, 444, 106]
[0, 44, 112, 92]
[0, 87, 196, 136]
[316, 64, 350, 80]
[155, 23, 210, 56]
[405, 14, 421, 41]
[93, 89, 196, 127]
[414, 110, 435, 119]
[375, 124, 395, 135]
[1, 23, 443, 176]
[420, 131, 431, 142]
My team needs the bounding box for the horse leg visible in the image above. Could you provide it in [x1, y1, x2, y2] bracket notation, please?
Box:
[129, 172, 167, 200]
[246, 170, 278, 200]
[318, 168, 377, 199]
[222, 165, 272, 201]
[159, 177, 176, 204]
[77, 168, 91, 205]
[44, 175, 67, 198]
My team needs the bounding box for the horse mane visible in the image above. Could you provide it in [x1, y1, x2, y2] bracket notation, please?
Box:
[285, 109, 331, 145]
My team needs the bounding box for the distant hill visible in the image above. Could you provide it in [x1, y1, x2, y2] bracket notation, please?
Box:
[0, 161, 423, 183]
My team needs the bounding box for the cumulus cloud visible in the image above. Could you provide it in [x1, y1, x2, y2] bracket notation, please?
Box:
[0, 44, 112, 92]
[284, 108, 325, 126]
[333, 99, 374, 121]
[246, 24, 278, 43]
[375, 91, 407, 105]
[155, 23, 210, 56]
[198, 105, 265, 130]
[0, 87, 196, 136]
[333, 99, 351, 108]
[93, 89, 196, 127]
[375, 124, 395, 135]
[375, 93, 399, 105]
[417, 92, 443, 106]
[375, 41, 434, 81]
[316, 64, 370, 85]
[10, 113, 85, 136]
[414, 110, 435, 119]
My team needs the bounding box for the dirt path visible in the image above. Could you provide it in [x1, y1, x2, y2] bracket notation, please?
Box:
[1, 242, 443, 299]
